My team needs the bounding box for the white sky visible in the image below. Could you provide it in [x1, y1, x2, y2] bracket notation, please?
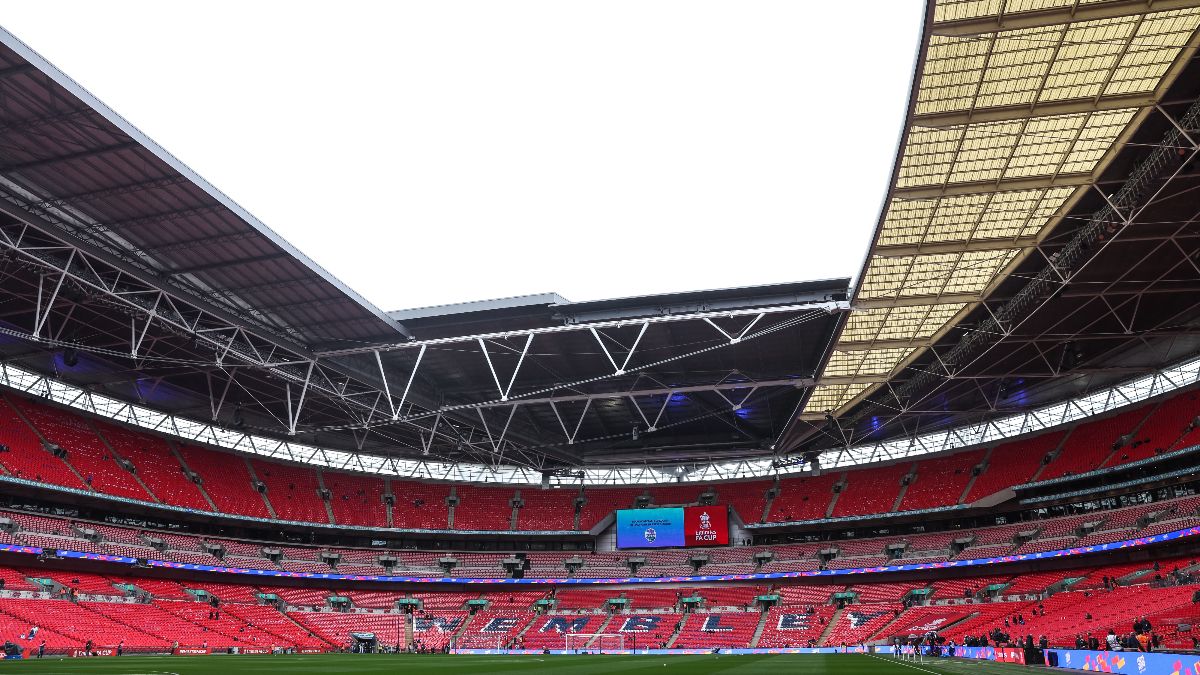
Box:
[1, 1, 924, 311]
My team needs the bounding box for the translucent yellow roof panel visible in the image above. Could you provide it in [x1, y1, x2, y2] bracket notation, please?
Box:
[934, 0, 1161, 26]
[920, 9, 1200, 116]
[878, 186, 1074, 247]
[824, 348, 916, 379]
[1107, 10, 1200, 94]
[858, 249, 1020, 300]
[840, 304, 967, 344]
[804, 383, 871, 414]
[897, 108, 1136, 189]
[935, 0, 1005, 23]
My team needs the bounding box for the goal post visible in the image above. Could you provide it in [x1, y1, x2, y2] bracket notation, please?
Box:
[563, 633, 624, 653]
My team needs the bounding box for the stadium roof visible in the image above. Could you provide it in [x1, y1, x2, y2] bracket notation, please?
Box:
[0, 22, 850, 470]
[2, 2, 1200, 478]
[786, 0, 1200, 454]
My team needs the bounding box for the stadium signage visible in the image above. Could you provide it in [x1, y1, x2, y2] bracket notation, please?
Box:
[452, 647, 871, 655]
[175, 648, 212, 655]
[615, 506, 729, 549]
[4, 523, 1193, 587]
[1045, 649, 1197, 674]
[70, 648, 116, 657]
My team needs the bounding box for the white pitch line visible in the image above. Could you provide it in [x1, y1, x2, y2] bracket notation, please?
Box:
[870, 653, 947, 675]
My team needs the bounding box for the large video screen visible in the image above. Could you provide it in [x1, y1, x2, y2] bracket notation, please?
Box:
[616, 508, 684, 548]
[615, 505, 728, 549]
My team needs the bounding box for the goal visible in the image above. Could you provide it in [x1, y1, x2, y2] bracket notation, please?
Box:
[563, 633, 624, 653]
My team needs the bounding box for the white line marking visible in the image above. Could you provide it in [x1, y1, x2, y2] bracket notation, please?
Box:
[870, 653, 946, 675]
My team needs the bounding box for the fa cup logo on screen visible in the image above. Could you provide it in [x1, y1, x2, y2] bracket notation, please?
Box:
[694, 510, 719, 542]
[644, 528, 657, 543]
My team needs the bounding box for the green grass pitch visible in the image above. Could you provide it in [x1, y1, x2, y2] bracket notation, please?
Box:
[0, 653, 1041, 673]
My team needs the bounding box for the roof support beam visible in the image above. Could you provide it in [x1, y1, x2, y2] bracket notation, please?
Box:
[872, 236, 1036, 257]
[817, 374, 891, 386]
[142, 231, 261, 255]
[913, 95, 1152, 128]
[854, 294, 980, 309]
[167, 253, 291, 276]
[931, 0, 1200, 36]
[2, 141, 139, 172]
[471, 376, 813, 410]
[108, 204, 225, 232]
[834, 338, 935, 352]
[318, 300, 848, 357]
[892, 172, 1093, 200]
[27, 175, 190, 213]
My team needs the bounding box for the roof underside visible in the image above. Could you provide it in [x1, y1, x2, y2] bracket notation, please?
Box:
[0, 25, 850, 471]
[788, 0, 1200, 453]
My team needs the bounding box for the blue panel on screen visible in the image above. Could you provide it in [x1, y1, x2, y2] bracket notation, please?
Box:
[616, 508, 684, 548]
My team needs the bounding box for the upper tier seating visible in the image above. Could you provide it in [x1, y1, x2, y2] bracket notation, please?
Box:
[899, 450, 985, 511]
[250, 460, 329, 524]
[321, 471, 388, 527]
[832, 463, 911, 517]
[1106, 394, 1198, 466]
[515, 488, 577, 531]
[12, 398, 152, 501]
[716, 480, 772, 524]
[0, 398, 82, 488]
[452, 485, 514, 531]
[965, 431, 1064, 501]
[767, 473, 839, 522]
[93, 421, 212, 510]
[1, 386, 1199, 534]
[177, 445, 270, 518]
[577, 488, 641, 530]
[1040, 407, 1151, 480]
[390, 480, 451, 530]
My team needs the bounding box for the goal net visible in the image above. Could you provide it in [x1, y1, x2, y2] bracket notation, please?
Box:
[563, 633, 624, 653]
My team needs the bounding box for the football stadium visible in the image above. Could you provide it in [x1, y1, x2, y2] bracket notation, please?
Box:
[0, 1, 1199, 673]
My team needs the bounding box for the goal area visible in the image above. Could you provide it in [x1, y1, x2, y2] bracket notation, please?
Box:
[563, 633, 624, 653]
